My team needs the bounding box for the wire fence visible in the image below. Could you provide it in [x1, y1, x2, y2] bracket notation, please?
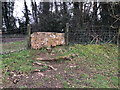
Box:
[1, 27, 28, 55]
[1, 24, 119, 55]
[69, 25, 119, 45]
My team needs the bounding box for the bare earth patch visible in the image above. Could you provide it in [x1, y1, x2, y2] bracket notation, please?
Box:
[2, 37, 26, 43]
[2, 44, 118, 88]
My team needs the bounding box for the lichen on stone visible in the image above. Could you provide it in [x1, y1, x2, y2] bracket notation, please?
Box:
[31, 32, 65, 49]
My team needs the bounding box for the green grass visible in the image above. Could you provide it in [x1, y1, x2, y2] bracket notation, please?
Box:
[62, 81, 70, 88]
[53, 44, 118, 88]
[2, 40, 27, 53]
[2, 50, 38, 77]
[1, 43, 119, 88]
[40, 65, 48, 71]
[56, 74, 63, 80]
[44, 77, 50, 81]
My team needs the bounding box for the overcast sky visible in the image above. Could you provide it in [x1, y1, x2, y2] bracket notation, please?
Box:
[13, 0, 32, 19]
[13, 0, 56, 19]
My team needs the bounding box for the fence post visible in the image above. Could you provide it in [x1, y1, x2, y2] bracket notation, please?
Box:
[0, 1, 2, 30]
[65, 23, 69, 45]
[117, 27, 120, 46]
[27, 24, 31, 49]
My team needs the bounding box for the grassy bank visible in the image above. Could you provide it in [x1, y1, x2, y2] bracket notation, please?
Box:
[2, 40, 27, 53]
[1, 44, 119, 88]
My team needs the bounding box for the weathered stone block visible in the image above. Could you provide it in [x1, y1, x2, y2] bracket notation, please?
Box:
[31, 32, 65, 49]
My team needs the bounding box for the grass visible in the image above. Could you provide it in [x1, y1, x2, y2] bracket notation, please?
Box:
[62, 81, 70, 88]
[44, 77, 50, 81]
[56, 74, 63, 80]
[40, 65, 48, 71]
[52, 44, 119, 88]
[1, 43, 119, 88]
[2, 50, 35, 75]
[2, 40, 27, 53]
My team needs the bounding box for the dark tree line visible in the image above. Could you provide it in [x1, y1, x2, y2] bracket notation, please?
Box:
[2, 2, 17, 33]
[1, 1, 120, 34]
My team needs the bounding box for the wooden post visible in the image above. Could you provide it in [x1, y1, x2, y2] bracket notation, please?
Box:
[0, 2, 2, 86]
[0, 1, 2, 30]
[27, 24, 31, 49]
[65, 23, 69, 45]
[117, 27, 120, 47]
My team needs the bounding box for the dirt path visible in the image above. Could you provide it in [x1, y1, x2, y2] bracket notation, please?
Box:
[2, 44, 118, 88]
[2, 48, 93, 88]
[8, 62, 89, 88]
[4, 55, 91, 88]
[2, 38, 26, 43]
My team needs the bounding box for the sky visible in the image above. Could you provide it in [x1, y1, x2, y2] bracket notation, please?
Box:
[13, 0, 39, 26]
[13, 0, 32, 19]
[13, 0, 59, 19]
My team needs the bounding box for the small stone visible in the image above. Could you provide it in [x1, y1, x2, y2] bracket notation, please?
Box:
[71, 54, 76, 58]
[11, 51, 14, 53]
[76, 53, 79, 56]
[69, 66, 76, 68]
[13, 74, 17, 77]
[36, 58, 44, 60]
[33, 69, 40, 72]
[38, 72, 44, 76]
[13, 79, 19, 84]
[51, 53, 55, 55]
[46, 48, 52, 53]
[26, 77, 29, 79]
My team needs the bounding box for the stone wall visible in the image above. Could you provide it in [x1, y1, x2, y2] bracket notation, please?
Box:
[31, 32, 65, 49]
